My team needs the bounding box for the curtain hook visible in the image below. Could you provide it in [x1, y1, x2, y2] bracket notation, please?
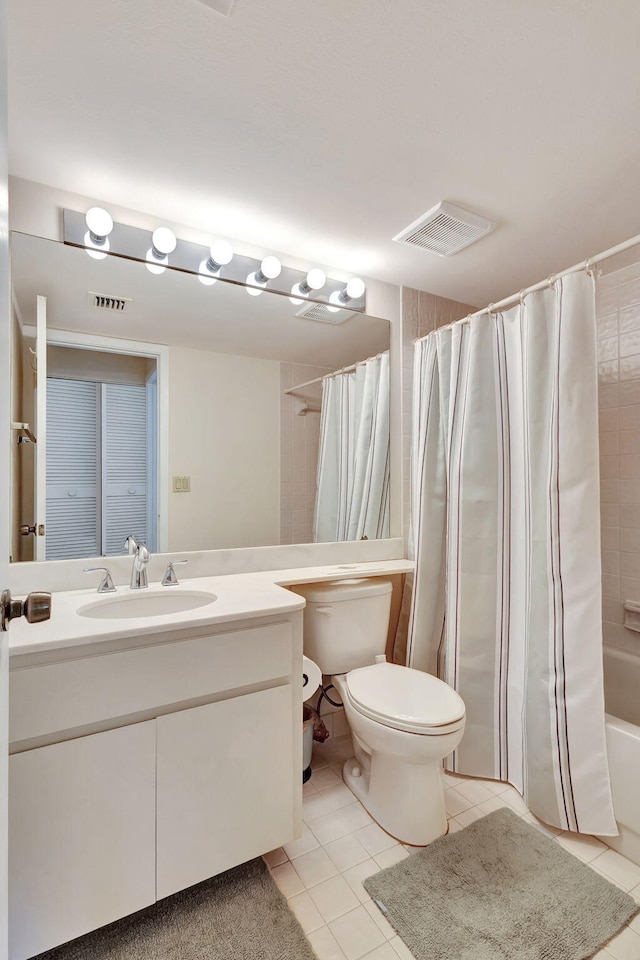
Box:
[487, 303, 495, 316]
[546, 274, 555, 288]
[519, 289, 526, 306]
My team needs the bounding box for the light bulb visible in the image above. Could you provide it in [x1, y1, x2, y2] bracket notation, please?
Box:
[346, 277, 365, 299]
[259, 255, 281, 281]
[146, 248, 166, 275]
[336, 277, 366, 304]
[289, 284, 305, 305]
[198, 259, 218, 285]
[245, 275, 263, 296]
[85, 207, 113, 241]
[306, 268, 326, 291]
[209, 240, 233, 268]
[151, 227, 177, 258]
[84, 232, 109, 259]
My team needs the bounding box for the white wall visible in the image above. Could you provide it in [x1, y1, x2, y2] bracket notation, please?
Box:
[168, 346, 280, 551]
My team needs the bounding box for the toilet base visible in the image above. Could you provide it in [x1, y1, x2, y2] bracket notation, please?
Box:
[342, 752, 448, 847]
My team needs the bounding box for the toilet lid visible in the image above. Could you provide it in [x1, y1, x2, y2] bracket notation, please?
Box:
[346, 663, 465, 734]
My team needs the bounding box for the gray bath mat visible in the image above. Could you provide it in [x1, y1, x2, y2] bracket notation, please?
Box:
[364, 807, 638, 960]
[34, 858, 316, 960]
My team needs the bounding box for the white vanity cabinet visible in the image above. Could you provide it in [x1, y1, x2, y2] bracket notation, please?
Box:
[8, 613, 302, 960]
[9, 722, 157, 960]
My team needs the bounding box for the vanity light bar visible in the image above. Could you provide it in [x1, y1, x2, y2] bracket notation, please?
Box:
[64, 209, 367, 313]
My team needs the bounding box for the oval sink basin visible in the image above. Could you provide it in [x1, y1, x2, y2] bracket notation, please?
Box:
[78, 590, 218, 620]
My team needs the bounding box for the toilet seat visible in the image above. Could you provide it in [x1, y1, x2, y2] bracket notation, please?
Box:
[345, 662, 465, 735]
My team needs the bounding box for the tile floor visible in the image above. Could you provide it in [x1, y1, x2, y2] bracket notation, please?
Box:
[264, 737, 640, 960]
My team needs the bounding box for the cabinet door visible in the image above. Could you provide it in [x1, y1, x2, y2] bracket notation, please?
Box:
[9, 722, 156, 960]
[157, 685, 295, 899]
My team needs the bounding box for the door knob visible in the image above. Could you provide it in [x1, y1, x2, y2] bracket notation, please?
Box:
[1, 589, 52, 632]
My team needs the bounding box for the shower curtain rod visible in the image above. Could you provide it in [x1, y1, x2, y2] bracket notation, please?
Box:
[284, 352, 385, 396]
[427, 228, 640, 338]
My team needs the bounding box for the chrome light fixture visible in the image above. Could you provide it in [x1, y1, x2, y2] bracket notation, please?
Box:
[246, 255, 282, 296]
[330, 277, 366, 306]
[199, 239, 234, 286]
[84, 207, 113, 259]
[146, 227, 177, 275]
[290, 267, 326, 303]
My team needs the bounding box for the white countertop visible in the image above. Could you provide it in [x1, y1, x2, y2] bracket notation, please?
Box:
[9, 560, 414, 659]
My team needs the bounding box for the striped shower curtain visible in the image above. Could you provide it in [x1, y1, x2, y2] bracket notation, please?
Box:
[406, 272, 616, 835]
[313, 353, 390, 542]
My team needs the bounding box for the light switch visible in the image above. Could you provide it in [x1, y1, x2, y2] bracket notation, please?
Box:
[173, 476, 191, 493]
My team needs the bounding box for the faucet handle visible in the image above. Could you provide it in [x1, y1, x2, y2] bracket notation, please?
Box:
[124, 535, 138, 555]
[84, 567, 116, 594]
[162, 560, 188, 587]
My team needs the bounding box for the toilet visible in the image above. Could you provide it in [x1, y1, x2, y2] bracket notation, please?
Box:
[291, 578, 466, 846]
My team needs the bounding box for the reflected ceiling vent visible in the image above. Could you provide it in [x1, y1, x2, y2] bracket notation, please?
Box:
[295, 302, 354, 325]
[393, 201, 496, 257]
[88, 292, 132, 312]
[195, 0, 236, 15]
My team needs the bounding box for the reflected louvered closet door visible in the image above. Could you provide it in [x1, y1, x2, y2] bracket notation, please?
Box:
[103, 384, 148, 555]
[46, 379, 99, 560]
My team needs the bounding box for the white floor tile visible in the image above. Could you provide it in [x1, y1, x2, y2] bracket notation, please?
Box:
[374, 845, 410, 870]
[604, 926, 640, 960]
[476, 795, 511, 817]
[263, 846, 288, 868]
[389, 935, 414, 959]
[342, 859, 382, 903]
[320, 783, 358, 811]
[308, 810, 354, 845]
[303, 792, 336, 822]
[308, 875, 361, 923]
[631, 884, 640, 905]
[312, 767, 343, 790]
[355, 822, 400, 857]
[630, 912, 640, 935]
[340, 802, 374, 831]
[307, 924, 348, 960]
[454, 806, 486, 828]
[591, 849, 640, 891]
[292, 846, 340, 888]
[453, 778, 495, 805]
[443, 787, 474, 816]
[499, 787, 530, 816]
[360, 944, 399, 960]
[480, 778, 513, 796]
[329, 905, 387, 960]
[555, 830, 608, 863]
[303, 780, 319, 797]
[364, 899, 397, 939]
[284, 822, 320, 859]
[271, 861, 305, 898]
[324, 834, 370, 872]
[447, 818, 465, 834]
[287, 890, 325, 934]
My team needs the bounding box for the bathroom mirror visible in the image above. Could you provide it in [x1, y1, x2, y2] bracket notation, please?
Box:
[9, 231, 391, 562]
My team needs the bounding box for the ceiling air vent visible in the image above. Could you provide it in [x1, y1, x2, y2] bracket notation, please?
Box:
[295, 302, 354, 325]
[89, 292, 132, 312]
[393, 201, 496, 257]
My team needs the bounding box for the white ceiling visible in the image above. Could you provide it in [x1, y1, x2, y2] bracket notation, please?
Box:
[11, 233, 389, 368]
[8, 0, 640, 307]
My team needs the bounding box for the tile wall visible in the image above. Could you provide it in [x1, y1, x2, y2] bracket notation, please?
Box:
[280, 362, 331, 545]
[597, 259, 640, 654]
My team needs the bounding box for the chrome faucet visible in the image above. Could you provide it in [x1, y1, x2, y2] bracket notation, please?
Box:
[124, 535, 151, 589]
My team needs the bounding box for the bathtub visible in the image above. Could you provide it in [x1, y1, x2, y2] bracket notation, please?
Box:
[601, 645, 640, 865]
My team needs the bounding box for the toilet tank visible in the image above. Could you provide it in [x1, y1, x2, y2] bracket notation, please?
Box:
[290, 578, 393, 676]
